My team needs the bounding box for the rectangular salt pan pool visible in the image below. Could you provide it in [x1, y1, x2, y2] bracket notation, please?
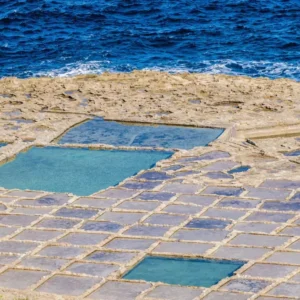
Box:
[123, 256, 244, 287]
[58, 118, 224, 149]
[0, 147, 172, 196]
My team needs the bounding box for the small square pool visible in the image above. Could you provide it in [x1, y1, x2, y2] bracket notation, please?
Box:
[0, 147, 172, 196]
[58, 118, 224, 149]
[123, 256, 245, 287]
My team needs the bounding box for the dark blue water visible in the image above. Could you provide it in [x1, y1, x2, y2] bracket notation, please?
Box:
[1, 0, 299, 79]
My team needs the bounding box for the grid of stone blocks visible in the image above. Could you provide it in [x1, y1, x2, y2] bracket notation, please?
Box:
[0, 150, 300, 299]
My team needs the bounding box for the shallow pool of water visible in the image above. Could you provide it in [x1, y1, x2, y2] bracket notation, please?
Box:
[58, 118, 224, 149]
[284, 150, 300, 157]
[0, 147, 172, 196]
[228, 166, 251, 174]
[123, 256, 244, 287]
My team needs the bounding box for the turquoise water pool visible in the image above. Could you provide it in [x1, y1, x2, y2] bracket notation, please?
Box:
[123, 256, 244, 287]
[0, 147, 172, 196]
[59, 118, 224, 149]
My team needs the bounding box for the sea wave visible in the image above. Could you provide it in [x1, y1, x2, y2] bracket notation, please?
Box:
[37, 60, 300, 80]
[1, 0, 299, 79]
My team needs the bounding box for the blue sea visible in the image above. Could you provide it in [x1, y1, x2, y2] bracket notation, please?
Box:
[1, 0, 299, 80]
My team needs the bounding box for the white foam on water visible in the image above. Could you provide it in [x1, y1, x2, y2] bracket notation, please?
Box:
[36, 59, 300, 80]
[146, 60, 300, 80]
[36, 60, 111, 77]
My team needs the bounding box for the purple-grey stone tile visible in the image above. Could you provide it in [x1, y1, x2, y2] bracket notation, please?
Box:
[262, 201, 300, 212]
[36, 275, 98, 296]
[0, 241, 38, 254]
[85, 251, 136, 264]
[10, 206, 53, 215]
[242, 263, 297, 278]
[37, 245, 86, 258]
[18, 193, 71, 206]
[204, 291, 250, 300]
[203, 208, 246, 220]
[172, 179, 187, 183]
[256, 297, 286, 300]
[0, 196, 17, 204]
[13, 229, 63, 241]
[172, 229, 229, 242]
[246, 211, 294, 223]
[163, 204, 202, 215]
[122, 180, 161, 190]
[6, 190, 44, 198]
[176, 194, 217, 206]
[204, 172, 233, 179]
[88, 281, 151, 300]
[18, 256, 68, 271]
[153, 241, 213, 255]
[162, 165, 184, 171]
[136, 191, 175, 201]
[0, 254, 19, 265]
[288, 240, 300, 250]
[58, 232, 109, 245]
[72, 197, 118, 208]
[97, 211, 145, 224]
[174, 170, 200, 177]
[81, 221, 123, 232]
[0, 203, 7, 211]
[290, 191, 300, 201]
[123, 225, 169, 237]
[202, 186, 244, 197]
[54, 207, 99, 219]
[178, 151, 230, 163]
[144, 213, 186, 226]
[0, 226, 18, 238]
[231, 222, 279, 234]
[0, 269, 48, 289]
[185, 218, 231, 229]
[146, 285, 203, 300]
[213, 246, 269, 260]
[245, 187, 290, 200]
[201, 161, 238, 172]
[35, 218, 80, 229]
[280, 226, 300, 236]
[218, 198, 261, 209]
[137, 171, 173, 181]
[94, 188, 138, 199]
[260, 180, 300, 190]
[0, 214, 38, 226]
[104, 238, 155, 250]
[116, 200, 160, 211]
[223, 279, 270, 293]
[230, 234, 289, 248]
[293, 218, 300, 225]
[268, 283, 300, 297]
[66, 262, 119, 277]
[161, 183, 202, 194]
[290, 272, 300, 282]
[266, 251, 300, 265]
